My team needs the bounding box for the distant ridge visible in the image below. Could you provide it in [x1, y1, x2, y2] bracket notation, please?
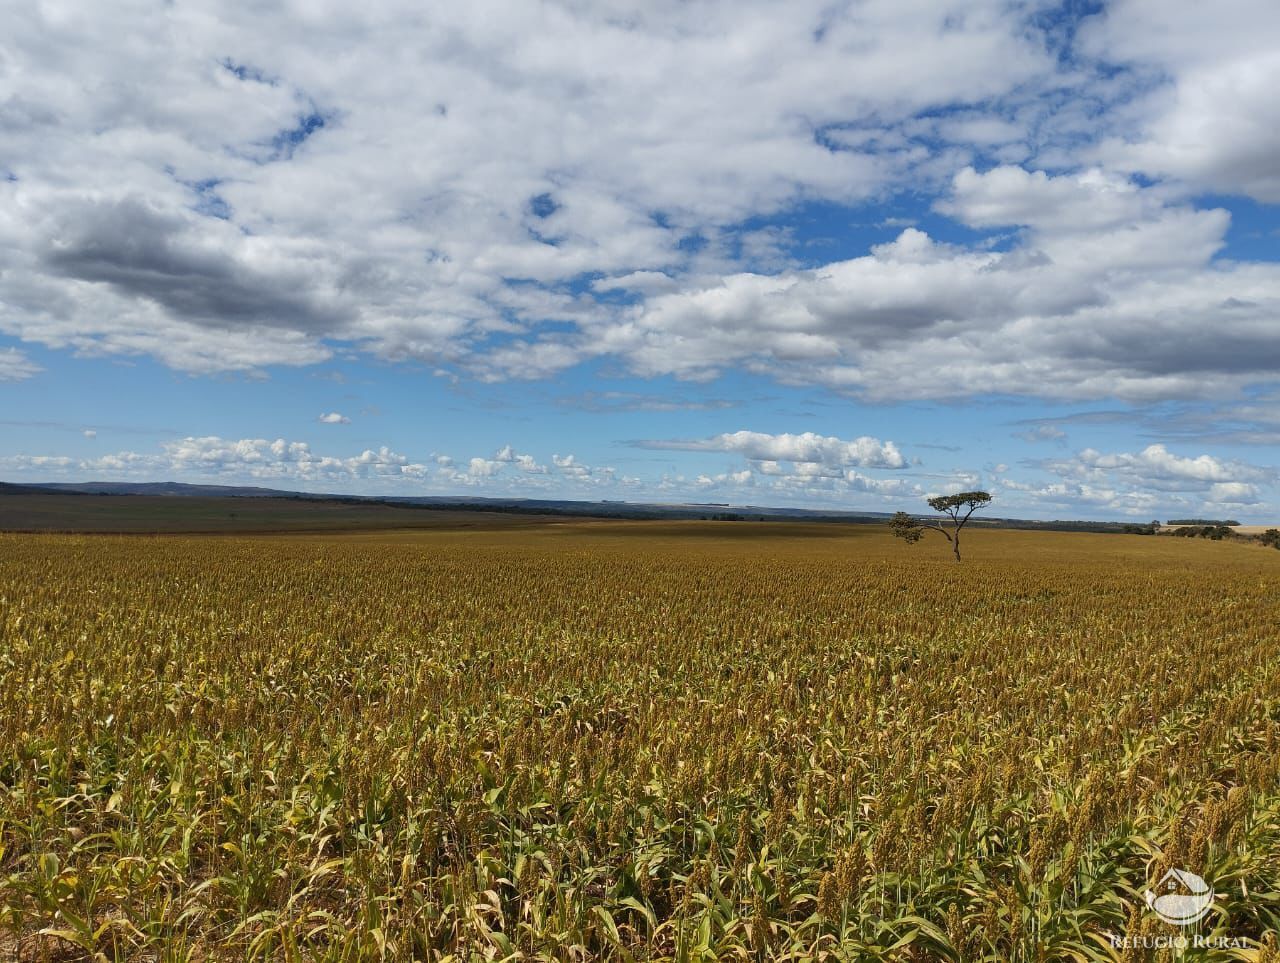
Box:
[0, 481, 57, 495]
[13, 480, 894, 522]
[32, 481, 297, 497]
[0, 479, 1208, 534]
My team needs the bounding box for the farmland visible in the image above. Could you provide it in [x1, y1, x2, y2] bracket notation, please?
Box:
[2, 523, 1280, 961]
[0, 491, 556, 535]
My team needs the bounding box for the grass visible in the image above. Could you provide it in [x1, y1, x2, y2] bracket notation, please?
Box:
[2, 523, 1279, 960]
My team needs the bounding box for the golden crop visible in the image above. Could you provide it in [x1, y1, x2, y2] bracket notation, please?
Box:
[1, 524, 1279, 961]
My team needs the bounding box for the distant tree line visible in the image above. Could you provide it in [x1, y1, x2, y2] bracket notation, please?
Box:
[1168, 524, 1236, 540]
[1165, 518, 1241, 526]
[1155, 524, 1280, 550]
[1120, 521, 1162, 535]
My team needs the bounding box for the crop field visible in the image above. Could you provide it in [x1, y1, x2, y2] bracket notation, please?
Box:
[2, 524, 1280, 961]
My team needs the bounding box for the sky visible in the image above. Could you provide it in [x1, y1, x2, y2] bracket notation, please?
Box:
[2, 0, 1279, 521]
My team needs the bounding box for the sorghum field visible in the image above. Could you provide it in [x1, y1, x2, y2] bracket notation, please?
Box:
[3, 524, 1280, 961]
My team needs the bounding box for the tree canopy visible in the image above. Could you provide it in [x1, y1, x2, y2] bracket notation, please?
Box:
[926, 491, 992, 516]
[892, 491, 992, 561]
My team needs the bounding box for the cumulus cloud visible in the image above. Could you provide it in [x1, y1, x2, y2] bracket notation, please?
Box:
[639, 430, 906, 469]
[494, 444, 547, 473]
[1207, 481, 1261, 506]
[2, 454, 76, 472]
[163, 436, 428, 481]
[1, 436, 429, 485]
[1016, 443, 1274, 514]
[318, 412, 350, 424]
[999, 479, 1176, 517]
[420, 447, 621, 490]
[0, 0, 1062, 383]
[0, 435, 616, 494]
[551, 454, 591, 479]
[939, 165, 1159, 233]
[466, 456, 503, 479]
[634, 429, 920, 505]
[686, 462, 922, 502]
[1047, 444, 1270, 489]
[610, 167, 1280, 401]
[1081, 0, 1280, 202]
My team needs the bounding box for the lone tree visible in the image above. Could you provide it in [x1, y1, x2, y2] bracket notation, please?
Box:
[890, 491, 992, 562]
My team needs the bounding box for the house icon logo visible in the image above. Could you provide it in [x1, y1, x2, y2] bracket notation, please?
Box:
[1145, 868, 1214, 925]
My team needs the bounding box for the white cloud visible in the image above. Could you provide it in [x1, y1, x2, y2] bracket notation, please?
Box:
[467, 456, 503, 478]
[421, 448, 615, 489]
[514, 454, 545, 473]
[1, 454, 75, 472]
[688, 461, 921, 502]
[493, 444, 547, 473]
[635, 429, 920, 505]
[318, 412, 350, 424]
[1207, 481, 1261, 506]
[639, 430, 906, 469]
[1120, 55, 1280, 201]
[0, 0, 1058, 380]
[1056, 444, 1270, 488]
[551, 454, 591, 479]
[0, 347, 40, 381]
[1081, 0, 1280, 202]
[1023, 444, 1273, 515]
[939, 165, 1158, 234]
[162, 436, 428, 481]
[1000, 479, 1175, 517]
[82, 429, 97, 439]
[611, 168, 1280, 402]
[1, 436, 429, 485]
[0, 0, 1277, 430]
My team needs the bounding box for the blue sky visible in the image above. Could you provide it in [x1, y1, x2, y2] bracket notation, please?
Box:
[2, 0, 1279, 520]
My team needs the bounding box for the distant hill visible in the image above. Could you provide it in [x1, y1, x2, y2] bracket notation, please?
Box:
[0, 479, 1242, 535]
[0, 488, 554, 534]
[0, 481, 57, 495]
[33, 481, 298, 497]
[7, 481, 897, 523]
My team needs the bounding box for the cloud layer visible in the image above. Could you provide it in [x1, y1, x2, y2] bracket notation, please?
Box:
[3, 0, 1275, 408]
[1083, 0, 1280, 201]
[3, 429, 1272, 520]
[614, 167, 1280, 401]
[0, 0, 1051, 377]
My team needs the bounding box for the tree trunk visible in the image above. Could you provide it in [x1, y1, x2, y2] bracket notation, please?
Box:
[952, 532, 961, 562]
